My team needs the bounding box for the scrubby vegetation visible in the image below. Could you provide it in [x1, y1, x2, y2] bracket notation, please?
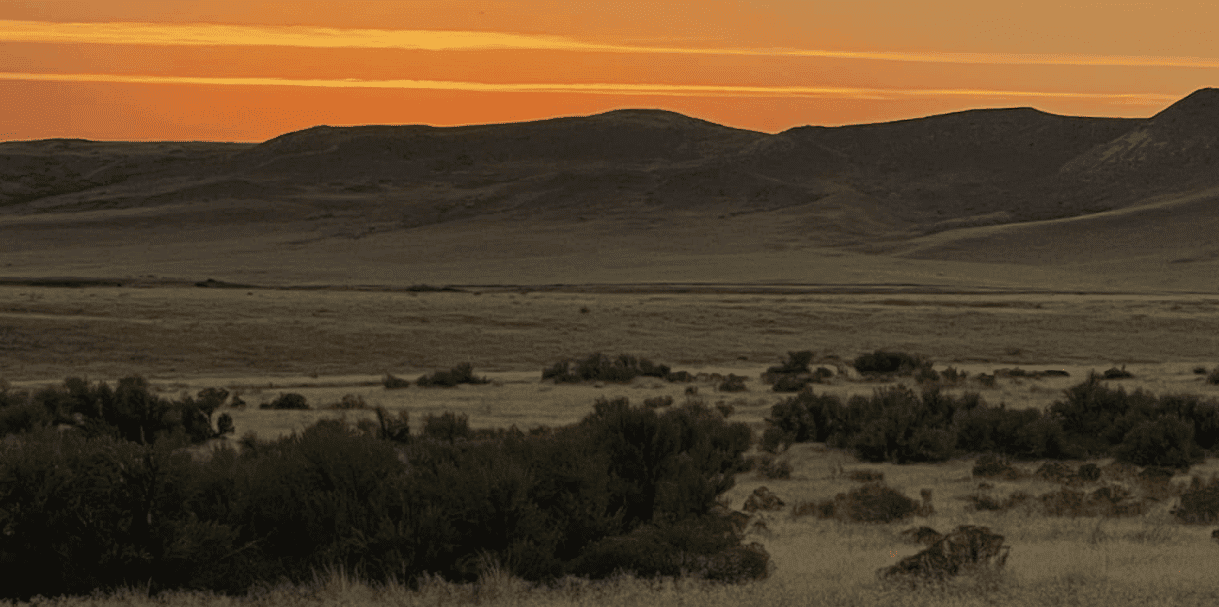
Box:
[852, 350, 931, 376]
[762, 373, 1219, 467]
[382, 373, 411, 389]
[0, 383, 764, 600]
[541, 353, 690, 384]
[416, 362, 491, 387]
[0, 376, 232, 444]
[260, 392, 310, 410]
[806, 482, 921, 523]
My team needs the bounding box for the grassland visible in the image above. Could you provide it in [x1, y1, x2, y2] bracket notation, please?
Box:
[4, 284, 1219, 606]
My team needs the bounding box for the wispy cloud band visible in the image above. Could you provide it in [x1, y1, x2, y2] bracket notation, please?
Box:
[4, 20, 1219, 69]
[0, 71, 1180, 104]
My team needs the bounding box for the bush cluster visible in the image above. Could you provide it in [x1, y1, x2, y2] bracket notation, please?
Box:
[0, 389, 764, 600]
[0, 376, 232, 444]
[852, 350, 931, 376]
[417, 363, 491, 387]
[1172, 474, 1219, 524]
[809, 482, 920, 523]
[761, 351, 834, 392]
[542, 353, 687, 384]
[261, 392, 309, 410]
[765, 374, 1219, 466]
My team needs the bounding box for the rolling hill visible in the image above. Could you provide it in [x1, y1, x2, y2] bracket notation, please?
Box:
[1, 89, 1217, 292]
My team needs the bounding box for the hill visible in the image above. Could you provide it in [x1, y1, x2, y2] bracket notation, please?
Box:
[1, 90, 1218, 292]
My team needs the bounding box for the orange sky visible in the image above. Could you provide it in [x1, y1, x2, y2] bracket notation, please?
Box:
[1, 0, 1216, 141]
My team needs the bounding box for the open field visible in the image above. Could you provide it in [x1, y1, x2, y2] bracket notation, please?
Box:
[4, 284, 1219, 605]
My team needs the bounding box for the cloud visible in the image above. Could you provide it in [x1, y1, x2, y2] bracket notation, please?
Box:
[0, 71, 1180, 105]
[4, 20, 1219, 69]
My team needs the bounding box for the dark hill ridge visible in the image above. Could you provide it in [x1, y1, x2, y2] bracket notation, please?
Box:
[2, 89, 1219, 269]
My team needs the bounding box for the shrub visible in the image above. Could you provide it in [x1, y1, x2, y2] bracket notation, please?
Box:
[261, 393, 309, 410]
[1209, 369, 1219, 385]
[422, 412, 470, 443]
[939, 366, 968, 385]
[0, 430, 198, 598]
[369, 407, 409, 443]
[0, 388, 53, 435]
[954, 404, 1064, 459]
[1114, 415, 1203, 469]
[834, 482, 920, 523]
[328, 393, 367, 410]
[542, 353, 678, 384]
[566, 517, 769, 583]
[1103, 366, 1133, 379]
[848, 387, 957, 463]
[767, 351, 814, 376]
[580, 397, 751, 526]
[972, 454, 1021, 479]
[383, 373, 411, 389]
[772, 374, 812, 392]
[1172, 475, 1219, 524]
[759, 426, 794, 454]
[216, 413, 235, 436]
[852, 350, 930, 376]
[417, 363, 490, 387]
[666, 370, 695, 383]
[1192, 366, 1208, 375]
[1077, 463, 1102, 482]
[718, 374, 747, 392]
[644, 395, 674, 409]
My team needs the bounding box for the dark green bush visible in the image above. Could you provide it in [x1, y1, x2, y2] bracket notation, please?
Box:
[373, 407, 411, 443]
[0, 430, 198, 598]
[764, 390, 844, 446]
[852, 350, 930, 376]
[767, 351, 813, 376]
[718, 374, 747, 392]
[261, 392, 309, 410]
[382, 373, 411, 389]
[1077, 463, 1102, 482]
[1171, 475, 1219, 524]
[1103, 366, 1133, 379]
[580, 397, 751, 527]
[824, 482, 919, 523]
[972, 454, 1020, 479]
[417, 363, 490, 387]
[542, 353, 678, 384]
[1114, 415, 1202, 469]
[566, 516, 768, 582]
[847, 387, 958, 463]
[644, 395, 674, 408]
[772, 374, 813, 392]
[1208, 369, 1219, 385]
[954, 404, 1065, 460]
[421, 412, 470, 443]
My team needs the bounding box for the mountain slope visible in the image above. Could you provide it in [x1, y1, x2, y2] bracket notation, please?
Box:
[2, 90, 1219, 291]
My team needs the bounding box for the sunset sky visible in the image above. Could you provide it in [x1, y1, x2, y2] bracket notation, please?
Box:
[1, 0, 1216, 142]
